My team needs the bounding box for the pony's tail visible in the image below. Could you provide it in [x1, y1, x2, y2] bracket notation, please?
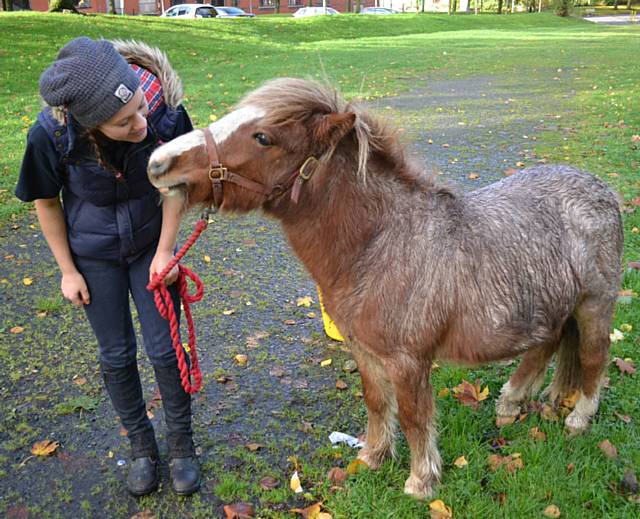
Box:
[543, 317, 582, 403]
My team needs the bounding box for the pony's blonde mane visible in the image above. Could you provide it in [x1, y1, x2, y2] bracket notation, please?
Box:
[237, 77, 403, 181]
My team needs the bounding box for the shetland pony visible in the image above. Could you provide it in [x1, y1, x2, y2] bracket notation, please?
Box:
[146, 78, 623, 498]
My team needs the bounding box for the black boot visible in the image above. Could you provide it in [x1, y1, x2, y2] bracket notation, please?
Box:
[154, 363, 201, 495]
[126, 430, 159, 496]
[102, 364, 159, 496]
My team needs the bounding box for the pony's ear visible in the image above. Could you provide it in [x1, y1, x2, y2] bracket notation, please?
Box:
[312, 112, 356, 149]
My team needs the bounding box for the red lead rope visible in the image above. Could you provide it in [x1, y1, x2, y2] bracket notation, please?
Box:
[146, 219, 208, 394]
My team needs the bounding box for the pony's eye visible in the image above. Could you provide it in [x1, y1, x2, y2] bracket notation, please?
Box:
[253, 133, 272, 147]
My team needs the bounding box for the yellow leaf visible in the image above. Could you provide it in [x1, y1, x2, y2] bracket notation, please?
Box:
[209, 114, 218, 121]
[318, 514, 332, 519]
[437, 388, 450, 398]
[453, 455, 468, 468]
[429, 499, 453, 519]
[73, 377, 87, 386]
[296, 296, 313, 307]
[346, 458, 368, 475]
[290, 502, 321, 519]
[307, 312, 317, 319]
[234, 354, 248, 366]
[108, 451, 114, 458]
[290, 470, 303, 493]
[468, 173, 480, 180]
[620, 323, 633, 333]
[23, 277, 33, 286]
[610, 329, 624, 342]
[203, 255, 211, 263]
[31, 439, 59, 457]
[222, 309, 236, 316]
[543, 504, 561, 517]
[320, 359, 332, 367]
[10, 326, 25, 334]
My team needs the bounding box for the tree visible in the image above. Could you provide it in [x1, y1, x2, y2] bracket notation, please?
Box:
[553, 0, 573, 16]
[49, 0, 82, 12]
[1, 0, 14, 11]
[109, 0, 116, 13]
[497, 0, 503, 14]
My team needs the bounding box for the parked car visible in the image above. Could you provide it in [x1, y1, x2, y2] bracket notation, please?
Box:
[292, 6, 340, 17]
[360, 7, 399, 14]
[214, 6, 256, 17]
[161, 4, 255, 18]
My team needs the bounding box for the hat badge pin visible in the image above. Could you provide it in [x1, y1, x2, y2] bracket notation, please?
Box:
[114, 84, 134, 104]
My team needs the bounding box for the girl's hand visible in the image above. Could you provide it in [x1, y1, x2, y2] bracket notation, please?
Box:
[61, 271, 90, 307]
[150, 250, 178, 285]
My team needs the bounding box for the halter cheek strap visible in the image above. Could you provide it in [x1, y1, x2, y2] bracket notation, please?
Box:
[201, 127, 319, 210]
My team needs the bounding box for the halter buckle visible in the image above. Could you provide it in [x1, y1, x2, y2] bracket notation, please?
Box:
[298, 156, 319, 181]
[209, 165, 227, 181]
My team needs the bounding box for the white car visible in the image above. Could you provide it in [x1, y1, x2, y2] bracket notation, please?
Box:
[293, 6, 340, 17]
[161, 4, 255, 18]
[360, 7, 399, 14]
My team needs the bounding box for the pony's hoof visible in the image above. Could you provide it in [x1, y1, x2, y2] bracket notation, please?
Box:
[403, 474, 434, 499]
[565, 412, 590, 435]
[495, 399, 520, 419]
[357, 450, 382, 470]
[496, 415, 517, 427]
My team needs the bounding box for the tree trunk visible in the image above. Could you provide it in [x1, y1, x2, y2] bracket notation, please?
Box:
[109, 0, 116, 14]
[497, 0, 503, 14]
[613, 0, 618, 10]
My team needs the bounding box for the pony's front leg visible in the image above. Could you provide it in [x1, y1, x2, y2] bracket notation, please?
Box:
[389, 356, 440, 499]
[351, 341, 397, 469]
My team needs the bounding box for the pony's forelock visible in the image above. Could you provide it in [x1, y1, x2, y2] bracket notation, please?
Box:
[237, 78, 374, 179]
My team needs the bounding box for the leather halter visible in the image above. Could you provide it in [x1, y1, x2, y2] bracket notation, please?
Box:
[202, 127, 318, 210]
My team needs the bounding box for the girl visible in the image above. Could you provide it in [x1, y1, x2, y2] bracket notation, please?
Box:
[15, 37, 199, 497]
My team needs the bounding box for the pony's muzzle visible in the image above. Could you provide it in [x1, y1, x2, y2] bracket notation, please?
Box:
[147, 151, 171, 183]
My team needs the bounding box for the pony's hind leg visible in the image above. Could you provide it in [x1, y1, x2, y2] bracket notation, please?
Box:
[564, 300, 613, 434]
[351, 342, 397, 470]
[387, 356, 440, 499]
[495, 341, 557, 425]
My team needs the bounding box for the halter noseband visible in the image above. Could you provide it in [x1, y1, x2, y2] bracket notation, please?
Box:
[202, 127, 318, 211]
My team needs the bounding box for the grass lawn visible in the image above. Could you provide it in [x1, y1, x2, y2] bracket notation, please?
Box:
[0, 11, 639, 519]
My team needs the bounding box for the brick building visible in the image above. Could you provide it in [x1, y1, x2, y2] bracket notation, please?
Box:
[25, 0, 403, 15]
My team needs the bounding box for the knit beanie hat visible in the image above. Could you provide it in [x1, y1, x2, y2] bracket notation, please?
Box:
[39, 37, 141, 128]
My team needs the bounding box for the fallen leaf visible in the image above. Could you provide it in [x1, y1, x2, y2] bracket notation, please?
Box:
[487, 453, 524, 473]
[437, 388, 450, 398]
[452, 379, 489, 409]
[335, 380, 348, 390]
[543, 504, 561, 517]
[10, 326, 25, 334]
[130, 511, 156, 519]
[541, 404, 559, 421]
[628, 262, 640, 270]
[504, 167, 518, 177]
[291, 503, 321, 519]
[610, 329, 625, 342]
[23, 277, 33, 286]
[560, 389, 580, 410]
[566, 463, 575, 474]
[234, 354, 248, 366]
[529, 427, 547, 441]
[222, 309, 236, 316]
[598, 439, 618, 459]
[613, 357, 636, 375]
[620, 323, 633, 333]
[203, 255, 211, 263]
[621, 470, 639, 494]
[307, 312, 317, 318]
[429, 499, 453, 519]
[614, 413, 631, 424]
[346, 458, 368, 475]
[119, 426, 128, 436]
[259, 476, 279, 490]
[320, 359, 332, 367]
[245, 443, 262, 452]
[31, 439, 59, 457]
[290, 471, 303, 493]
[632, 135, 640, 142]
[516, 161, 526, 167]
[146, 409, 154, 420]
[296, 296, 313, 307]
[73, 376, 87, 386]
[468, 173, 480, 180]
[284, 319, 296, 325]
[223, 502, 255, 519]
[453, 455, 468, 468]
[327, 467, 347, 485]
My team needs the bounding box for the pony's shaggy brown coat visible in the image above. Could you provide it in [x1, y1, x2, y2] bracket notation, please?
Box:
[147, 78, 623, 498]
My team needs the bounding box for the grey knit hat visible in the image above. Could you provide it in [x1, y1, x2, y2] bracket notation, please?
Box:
[39, 37, 141, 128]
